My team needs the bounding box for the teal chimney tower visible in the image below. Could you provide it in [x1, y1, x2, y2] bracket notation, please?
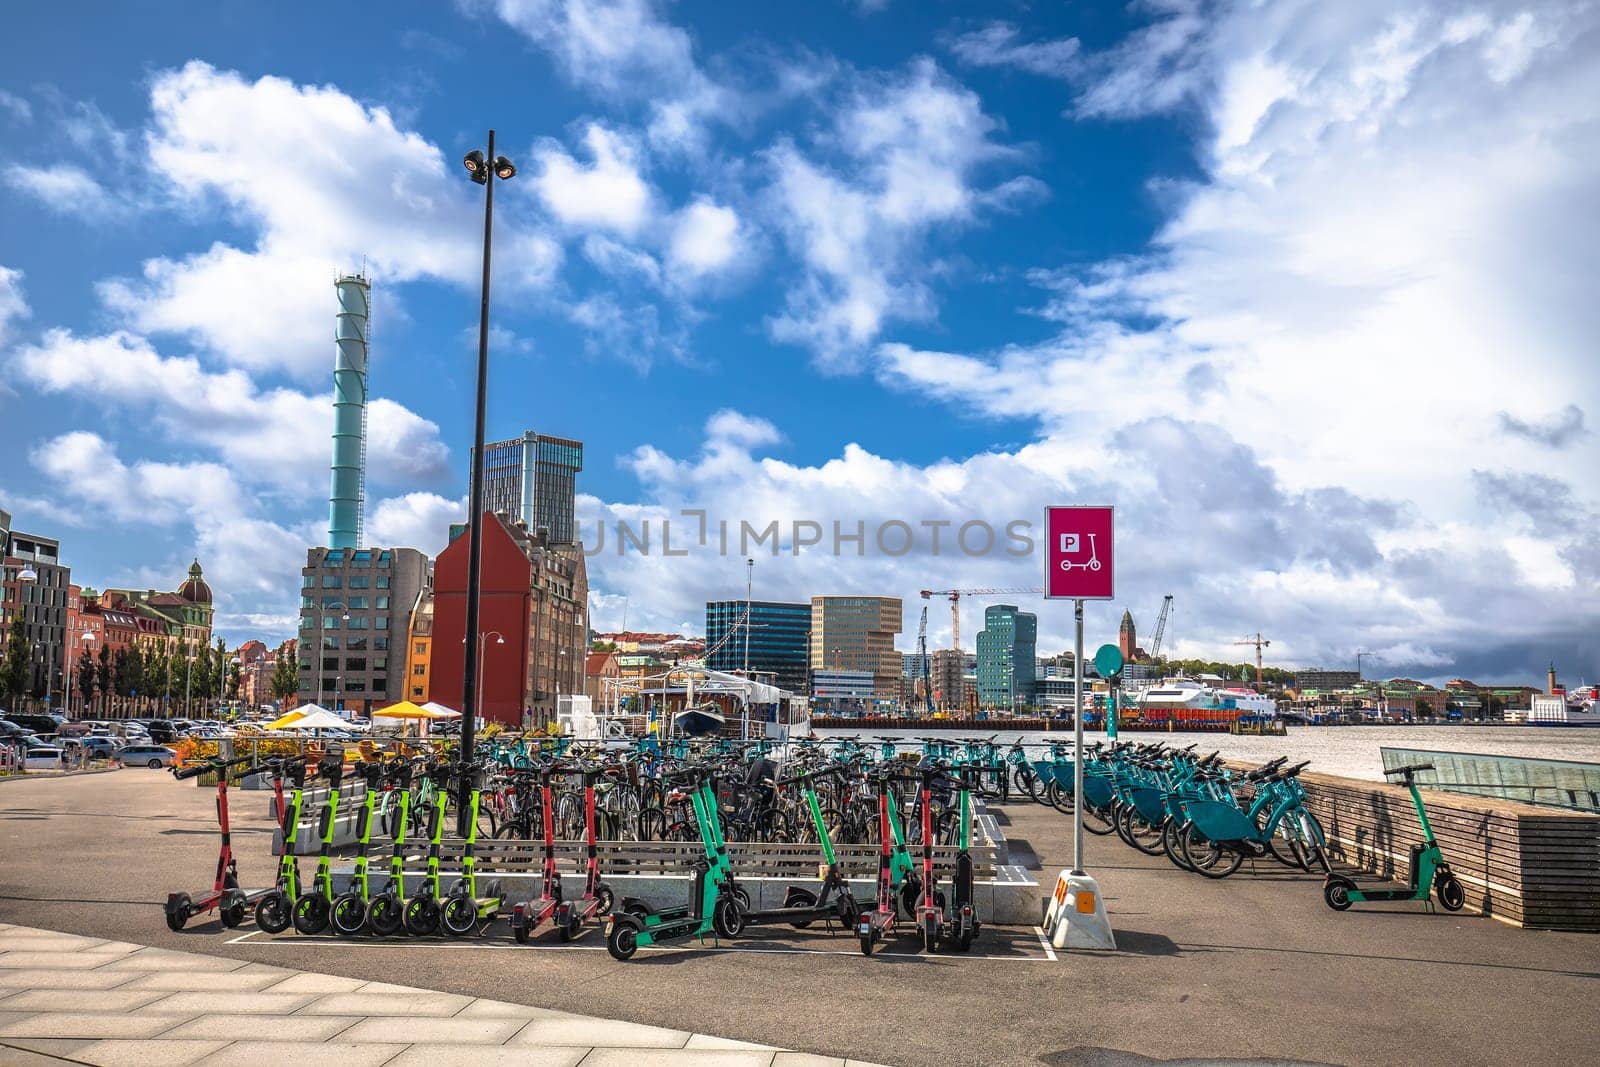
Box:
[328, 273, 370, 549]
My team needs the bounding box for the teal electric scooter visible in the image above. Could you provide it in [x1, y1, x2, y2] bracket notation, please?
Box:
[1323, 762, 1465, 913]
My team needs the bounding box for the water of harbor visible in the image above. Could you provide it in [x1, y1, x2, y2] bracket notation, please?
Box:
[814, 725, 1600, 782]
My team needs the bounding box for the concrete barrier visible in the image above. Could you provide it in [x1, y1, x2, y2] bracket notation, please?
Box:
[1299, 770, 1600, 931]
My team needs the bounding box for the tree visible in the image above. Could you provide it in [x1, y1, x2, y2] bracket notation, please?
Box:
[269, 641, 299, 709]
[76, 644, 96, 716]
[1, 615, 28, 711]
[214, 637, 229, 712]
[143, 645, 168, 716]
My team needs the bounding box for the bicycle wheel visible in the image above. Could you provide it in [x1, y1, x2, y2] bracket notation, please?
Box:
[1084, 801, 1117, 836]
[1012, 764, 1039, 802]
[1121, 808, 1166, 856]
[1183, 835, 1243, 879]
[1163, 820, 1196, 871]
[636, 808, 666, 842]
[476, 800, 498, 840]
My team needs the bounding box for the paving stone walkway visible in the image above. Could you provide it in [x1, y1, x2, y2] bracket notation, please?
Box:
[0, 924, 886, 1066]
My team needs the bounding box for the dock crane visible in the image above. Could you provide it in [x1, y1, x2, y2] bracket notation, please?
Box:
[916, 606, 936, 716]
[918, 587, 1044, 651]
[1149, 595, 1174, 659]
[1233, 633, 1272, 689]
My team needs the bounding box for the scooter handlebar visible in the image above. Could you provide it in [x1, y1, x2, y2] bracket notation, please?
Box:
[171, 752, 256, 781]
[1384, 762, 1434, 778]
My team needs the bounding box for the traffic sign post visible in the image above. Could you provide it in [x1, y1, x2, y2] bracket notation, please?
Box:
[1094, 644, 1124, 740]
[1043, 506, 1117, 951]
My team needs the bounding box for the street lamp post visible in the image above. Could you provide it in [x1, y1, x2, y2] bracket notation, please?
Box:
[459, 131, 516, 836]
[464, 631, 505, 731]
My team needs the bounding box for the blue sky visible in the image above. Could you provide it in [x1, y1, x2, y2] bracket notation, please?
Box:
[2, 1, 1596, 685]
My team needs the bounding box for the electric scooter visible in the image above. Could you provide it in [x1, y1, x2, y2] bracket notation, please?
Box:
[254, 756, 312, 933]
[292, 750, 347, 934]
[329, 758, 384, 936]
[721, 763, 860, 935]
[913, 760, 950, 953]
[939, 764, 984, 952]
[551, 760, 616, 940]
[857, 764, 921, 956]
[509, 763, 563, 942]
[402, 760, 454, 936]
[440, 764, 504, 936]
[1324, 762, 1466, 913]
[165, 753, 275, 931]
[365, 757, 415, 936]
[605, 766, 741, 960]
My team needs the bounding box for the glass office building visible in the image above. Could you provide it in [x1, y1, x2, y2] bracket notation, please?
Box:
[976, 604, 1037, 708]
[477, 431, 583, 543]
[705, 600, 811, 696]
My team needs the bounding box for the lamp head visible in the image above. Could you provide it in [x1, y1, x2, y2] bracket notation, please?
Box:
[492, 155, 516, 180]
[463, 149, 488, 184]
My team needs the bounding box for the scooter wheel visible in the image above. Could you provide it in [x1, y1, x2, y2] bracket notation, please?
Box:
[165, 893, 192, 932]
[858, 929, 874, 957]
[606, 922, 639, 961]
[255, 892, 292, 934]
[921, 915, 940, 954]
[441, 896, 477, 937]
[1436, 874, 1465, 912]
[220, 900, 247, 929]
[293, 894, 330, 935]
[560, 914, 583, 942]
[512, 918, 530, 944]
[713, 896, 744, 938]
[403, 897, 440, 937]
[595, 886, 615, 916]
[367, 896, 402, 937]
[785, 887, 818, 929]
[1323, 876, 1356, 912]
[331, 894, 368, 936]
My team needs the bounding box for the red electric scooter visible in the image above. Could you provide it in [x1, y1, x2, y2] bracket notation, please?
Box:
[552, 760, 615, 940]
[509, 762, 564, 943]
[166, 753, 281, 931]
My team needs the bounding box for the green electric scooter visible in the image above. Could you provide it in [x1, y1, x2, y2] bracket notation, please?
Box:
[1324, 762, 1466, 913]
[292, 751, 347, 934]
[254, 756, 312, 933]
[605, 766, 741, 960]
[402, 760, 454, 936]
[329, 758, 385, 936]
[365, 758, 415, 936]
[440, 764, 504, 936]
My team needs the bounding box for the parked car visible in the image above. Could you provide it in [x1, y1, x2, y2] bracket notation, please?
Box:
[23, 746, 66, 770]
[63, 737, 121, 759]
[6, 714, 62, 737]
[116, 744, 178, 769]
[0, 719, 32, 739]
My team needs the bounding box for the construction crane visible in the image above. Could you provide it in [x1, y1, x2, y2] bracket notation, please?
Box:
[1355, 650, 1380, 680]
[918, 588, 1044, 651]
[1149, 595, 1174, 659]
[916, 606, 935, 716]
[1233, 633, 1272, 689]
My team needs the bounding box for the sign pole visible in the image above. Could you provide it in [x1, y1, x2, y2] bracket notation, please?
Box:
[1072, 597, 1085, 876]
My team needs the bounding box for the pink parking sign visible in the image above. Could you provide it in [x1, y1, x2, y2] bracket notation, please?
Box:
[1044, 506, 1114, 600]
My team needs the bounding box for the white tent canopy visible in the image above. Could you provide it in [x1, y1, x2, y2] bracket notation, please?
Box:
[267, 707, 354, 732]
[421, 701, 463, 719]
[636, 665, 787, 704]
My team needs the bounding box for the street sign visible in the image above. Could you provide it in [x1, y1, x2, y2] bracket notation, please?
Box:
[1045, 506, 1114, 600]
[1093, 644, 1124, 678]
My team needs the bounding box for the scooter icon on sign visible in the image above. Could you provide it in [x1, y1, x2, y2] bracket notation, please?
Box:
[1058, 533, 1101, 572]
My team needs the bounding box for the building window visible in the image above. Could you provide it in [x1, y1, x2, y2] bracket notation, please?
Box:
[348, 597, 367, 610]
[376, 617, 388, 630]
[347, 680, 366, 693]
[377, 576, 390, 589]
[322, 656, 338, 671]
[346, 636, 367, 651]
[414, 642, 426, 655]
[376, 596, 389, 610]
[346, 657, 367, 671]
[321, 575, 341, 588]
[321, 636, 339, 651]
[322, 616, 341, 629]
[413, 665, 426, 676]
[374, 637, 388, 650]
[348, 617, 368, 630]
[372, 677, 387, 691]
[412, 686, 423, 698]
[302, 575, 314, 589]
[348, 576, 370, 589]
[374, 657, 386, 671]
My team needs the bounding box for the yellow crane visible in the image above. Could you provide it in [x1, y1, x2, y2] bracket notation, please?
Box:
[1233, 633, 1272, 689]
[918, 588, 1044, 651]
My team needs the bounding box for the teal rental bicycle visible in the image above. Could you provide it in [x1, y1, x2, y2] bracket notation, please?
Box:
[1324, 762, 1465, 912]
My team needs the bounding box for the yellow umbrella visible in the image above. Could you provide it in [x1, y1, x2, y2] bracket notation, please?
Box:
[372, 700, 433, 719]
[264, 709, 308, 731]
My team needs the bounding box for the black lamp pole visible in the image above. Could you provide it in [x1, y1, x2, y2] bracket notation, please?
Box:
[459, 128, 514, 835]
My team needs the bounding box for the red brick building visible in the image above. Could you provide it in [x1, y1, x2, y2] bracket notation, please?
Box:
[432, 513, 588, 727]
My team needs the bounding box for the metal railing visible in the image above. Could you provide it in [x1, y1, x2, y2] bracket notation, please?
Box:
[1381, 747, 1600, 813]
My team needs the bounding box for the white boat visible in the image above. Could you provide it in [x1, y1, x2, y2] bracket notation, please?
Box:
[1135, 678, 1278, 717]
[1529, 689, 1600, 727]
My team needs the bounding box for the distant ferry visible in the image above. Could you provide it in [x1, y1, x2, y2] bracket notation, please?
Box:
[1136, 678, 1278, 718]
[1530, 688, 1600, 728]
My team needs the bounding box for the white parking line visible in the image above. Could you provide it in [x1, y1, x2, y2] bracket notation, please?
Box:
[222, 928, 1053, 962]
[1033, 925, 1058, 961]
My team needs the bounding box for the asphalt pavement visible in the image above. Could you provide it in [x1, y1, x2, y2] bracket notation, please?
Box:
[2, 770, 1595, 1067]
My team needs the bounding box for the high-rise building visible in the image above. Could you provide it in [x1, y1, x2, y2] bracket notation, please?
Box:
[705, 600, 810, 695]
[809, 596, 902, 702]
[976, 604, 1037, 708]
[930, 648, 966, 712]
[432, 513, 589, 727]
[477, 431, 584, 543]
[1118, 609, 1137, 661]
[296, 547, 427, 714]
[1, 516, 70, 711]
